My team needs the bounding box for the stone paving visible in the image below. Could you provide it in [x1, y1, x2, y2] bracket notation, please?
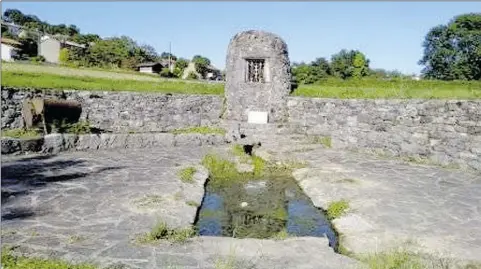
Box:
[256, 136, 481, 263]
[1, 145, 355, 269]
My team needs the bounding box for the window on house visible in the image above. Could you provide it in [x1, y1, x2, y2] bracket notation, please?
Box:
[246, 59, 265, 83]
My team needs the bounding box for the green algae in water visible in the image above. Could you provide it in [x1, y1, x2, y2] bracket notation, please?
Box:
[195, 176, 338, 248]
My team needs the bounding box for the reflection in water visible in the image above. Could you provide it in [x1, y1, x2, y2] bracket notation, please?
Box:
[196, 177, 338, 249]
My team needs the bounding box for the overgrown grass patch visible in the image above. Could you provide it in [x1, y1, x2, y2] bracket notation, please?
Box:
[2, 128, 42, 139]
[2, 71, 224, 95]
[1, 246, 97, 269]
[360, 249, 424, 269]
[137, 221, 195, 244]
[326, 199, 350, 220]
[178, 167, 196, 183]
[201, 154, 243, 182]
[170, 126, 226, 135]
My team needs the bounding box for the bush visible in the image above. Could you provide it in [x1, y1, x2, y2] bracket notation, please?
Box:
[187, 71, 198, 80]
[30, 55, 45, 64]
[160, 68, 174, 78]
[58, 48, 70, 64]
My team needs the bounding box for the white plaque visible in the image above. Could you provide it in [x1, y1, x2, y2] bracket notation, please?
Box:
[248, 111, 268, 124]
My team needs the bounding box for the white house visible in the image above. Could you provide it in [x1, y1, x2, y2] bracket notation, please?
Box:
[39, 35, 86, 63]
[1, 38, 21, 62]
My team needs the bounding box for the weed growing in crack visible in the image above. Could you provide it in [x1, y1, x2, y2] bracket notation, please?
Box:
[170, 126, 226, 135]
[311, 136, 332, 148]
[327, 199, 349, 220]
[272, 229, 290, 240]
[173, 191, 183, 201]
[186, 200, 199, 207]
[133, 194, 163, 209]
[137, 221, 195, 244]
[178, 167, 196, 183]
[68, 235, 86, 244]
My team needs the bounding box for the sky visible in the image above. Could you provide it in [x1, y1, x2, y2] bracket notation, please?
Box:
[2, 2, 480, 75]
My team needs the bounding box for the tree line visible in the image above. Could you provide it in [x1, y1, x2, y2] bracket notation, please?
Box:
[1, 9, 214, 79]
[2, 9, 480, 82]
[293, 12, 480, 83]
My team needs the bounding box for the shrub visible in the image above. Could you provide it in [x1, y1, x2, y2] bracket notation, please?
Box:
[58, 48, 70, 64]
[30, 55, 45, 64]
[160, 67, 174, 78]
[187, 71, 198, 80]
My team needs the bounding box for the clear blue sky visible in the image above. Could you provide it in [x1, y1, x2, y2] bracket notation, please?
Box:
[2, 2, 479, 75]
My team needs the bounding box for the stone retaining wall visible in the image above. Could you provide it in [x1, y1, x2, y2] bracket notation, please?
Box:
[286, 97, 481, 171]
[1, 133, 227, 155]
[1, 87, 224, 132]
[2, 87, 480, 171]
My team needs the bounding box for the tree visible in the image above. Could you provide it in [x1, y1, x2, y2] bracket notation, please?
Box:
[419, 13, 481, 80]
[3, 9, 26, 24]
[173, 58, 189, 78]
[352, 52, 369, 79]
[192, 55, 211, 78]
[58, 48, 70, 64]
[160, 52, 177, 61]
[330, 49, 370, 79]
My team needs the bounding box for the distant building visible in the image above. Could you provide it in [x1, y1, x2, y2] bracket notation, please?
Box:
[39, 35, 86, 63]
[205, 64, 222, 80]
[137, 62, 167, 74]
[1, 38, 21, 62]
[182, 62, 221, 80]
[411, 75, 421, 81]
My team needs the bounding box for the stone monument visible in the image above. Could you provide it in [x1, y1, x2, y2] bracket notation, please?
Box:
[224, 30, 291, 123]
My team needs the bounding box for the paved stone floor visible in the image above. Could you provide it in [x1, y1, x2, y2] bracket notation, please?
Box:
[257, 137, 481, 263]
[1, 146, 355, 269]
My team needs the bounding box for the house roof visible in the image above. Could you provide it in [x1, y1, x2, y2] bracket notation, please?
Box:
[206, 64, 219, 71]
[1, 38, 22, 47]
[137, 62, 164, 67]
[40, 35, 86, 49]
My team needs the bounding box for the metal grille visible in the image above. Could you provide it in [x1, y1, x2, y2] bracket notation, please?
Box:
[246, 59, 265, 83]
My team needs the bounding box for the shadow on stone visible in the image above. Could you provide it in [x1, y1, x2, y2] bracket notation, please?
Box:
[1, 154, 124, 219]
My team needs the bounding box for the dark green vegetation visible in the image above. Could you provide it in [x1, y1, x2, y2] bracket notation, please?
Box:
[2, 9, 213, 79]
[1, 247, 97, 269]
[419, 13, 481, 81]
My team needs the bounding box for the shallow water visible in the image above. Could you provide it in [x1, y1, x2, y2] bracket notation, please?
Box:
[195, 176, 338, 248]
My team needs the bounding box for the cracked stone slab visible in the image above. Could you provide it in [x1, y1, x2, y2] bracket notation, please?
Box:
[1, 146, 358, 269]
[275, 143, 481, 263]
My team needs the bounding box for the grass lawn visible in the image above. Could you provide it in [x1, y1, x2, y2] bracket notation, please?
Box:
[293, 78, 481, 99]
[1, 70, 224, 95]
[2, 63, 480, 99]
